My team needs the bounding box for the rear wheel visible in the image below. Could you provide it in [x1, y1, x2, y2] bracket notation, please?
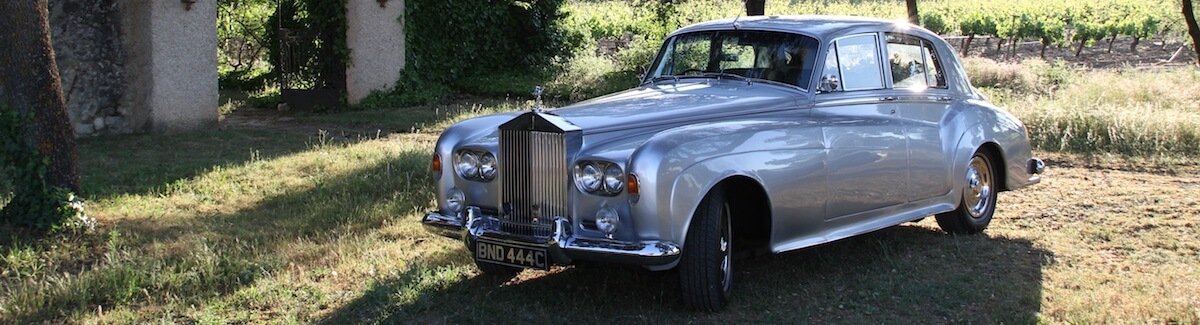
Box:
[936, 150, 998, 234]
[680, 189, 734, 311]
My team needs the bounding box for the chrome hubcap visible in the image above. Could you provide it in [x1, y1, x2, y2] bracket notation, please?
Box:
[965, 156, 992, 218]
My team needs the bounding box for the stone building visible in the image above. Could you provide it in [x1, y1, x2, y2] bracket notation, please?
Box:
[47, 0, 405, 137]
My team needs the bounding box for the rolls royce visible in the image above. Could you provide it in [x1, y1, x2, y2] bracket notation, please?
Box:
[421, 15, 1043, 311]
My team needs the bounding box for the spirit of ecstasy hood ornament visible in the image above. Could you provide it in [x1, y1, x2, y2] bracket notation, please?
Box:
[532, 85, 544, 114]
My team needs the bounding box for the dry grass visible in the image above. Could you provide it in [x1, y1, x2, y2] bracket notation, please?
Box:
[970, 59, 1200, 158]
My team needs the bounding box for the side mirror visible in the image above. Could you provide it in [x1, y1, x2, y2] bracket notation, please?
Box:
[819, 74, 841, 93]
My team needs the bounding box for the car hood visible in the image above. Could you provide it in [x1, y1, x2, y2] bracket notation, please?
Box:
[547, 80, 804, 134]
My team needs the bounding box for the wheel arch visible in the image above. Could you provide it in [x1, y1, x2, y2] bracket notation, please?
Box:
[716, 176, 773, 253]
[976, 141, 1009, 192]
[673, 172, 773, 254]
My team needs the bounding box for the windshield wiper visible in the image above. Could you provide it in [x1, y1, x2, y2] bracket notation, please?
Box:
[703, 72, 748, 81]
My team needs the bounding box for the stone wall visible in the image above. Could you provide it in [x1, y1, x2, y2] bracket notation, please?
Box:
[47, 0, 218, 137]
[49, 0, 130, 136]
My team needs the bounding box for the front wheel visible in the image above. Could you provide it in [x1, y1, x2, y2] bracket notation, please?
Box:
[936, 150, 998, 234]
[680, 189, 734, 311]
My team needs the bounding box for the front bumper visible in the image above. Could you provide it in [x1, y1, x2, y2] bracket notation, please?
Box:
[422, 207, 681, 268]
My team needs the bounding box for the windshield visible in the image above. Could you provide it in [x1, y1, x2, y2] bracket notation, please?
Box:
[646, 30, 820, 90]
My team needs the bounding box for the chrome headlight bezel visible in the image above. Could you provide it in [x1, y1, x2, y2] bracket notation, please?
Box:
[454, 149, 496, 182]
[574, 160, 625, 196]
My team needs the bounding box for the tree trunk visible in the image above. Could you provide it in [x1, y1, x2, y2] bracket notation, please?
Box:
[1106, 34, 1116, 53]
[0, 0, 81, 193]
[1009, 36, 1018, 59]
[746, 0, 765, 16]
[906, 0, 920, 25]
[963, 34, 975, 56]
[1184, 0, 1200, 65]
[1130, 36, 1140, 55]
[1076, 40, 1087, 57]
[1041, 38, 1049, 59]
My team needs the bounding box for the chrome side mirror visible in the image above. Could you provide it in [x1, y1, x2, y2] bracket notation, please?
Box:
[819, 74, 841, 92]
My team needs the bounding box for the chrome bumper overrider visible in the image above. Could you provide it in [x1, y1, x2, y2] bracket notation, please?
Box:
[1029, 158, 1045, 174]
[422, 207, 682, 267]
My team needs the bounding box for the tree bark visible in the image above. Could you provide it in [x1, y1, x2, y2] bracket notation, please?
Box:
[963, 34, 974, 56]
[0, 0, 81, 193]
[906, 0, 919, 25]
[746, 0, 765, 16]
[1184, 0, 1200, 65]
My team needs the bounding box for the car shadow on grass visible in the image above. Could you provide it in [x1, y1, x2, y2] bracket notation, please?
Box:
[323, 223, 1053, 323]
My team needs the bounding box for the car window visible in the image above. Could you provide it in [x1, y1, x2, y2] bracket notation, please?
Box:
[824, 34, 884, 91]
[663, 33, 712, 75]
[885, 33, 947, 89]
[647, 31, 819, 89]
[719, 42, 755, 70]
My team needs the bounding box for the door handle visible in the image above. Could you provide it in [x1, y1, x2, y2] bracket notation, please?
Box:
[880, 96, 898, 101]
[937, 96, 954, 102]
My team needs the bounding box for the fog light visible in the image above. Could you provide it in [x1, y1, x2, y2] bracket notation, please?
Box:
[446, 187, 465, 213]
[596, 206, 620, 236]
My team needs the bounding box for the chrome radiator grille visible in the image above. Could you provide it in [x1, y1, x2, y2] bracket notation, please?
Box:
[499, 129, 568, 237]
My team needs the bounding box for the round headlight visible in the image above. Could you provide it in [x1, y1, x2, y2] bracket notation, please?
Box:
[479, 152, 497, 181]
[596, 206, 620, 235]
[456, 151, 479, 179]
[446, 187, 465, 213]
[576, 163, 603, 193]
[603, 164, 624, 193]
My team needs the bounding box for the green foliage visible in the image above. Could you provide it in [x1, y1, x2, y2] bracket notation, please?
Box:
[405, 0, 568, 85]
[358, 0, 572, 107]
[357, 71, 451, 109]
[217, 0, 275, 91]
[0, 106, 91, 233]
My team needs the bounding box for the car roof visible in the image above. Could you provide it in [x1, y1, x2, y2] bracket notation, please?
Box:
[671, 15, 931, 41]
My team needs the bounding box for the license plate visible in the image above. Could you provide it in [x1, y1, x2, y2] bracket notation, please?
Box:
[475, 239, 549, 270]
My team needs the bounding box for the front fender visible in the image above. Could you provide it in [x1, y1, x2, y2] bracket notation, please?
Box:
[627, 116, 825, 248]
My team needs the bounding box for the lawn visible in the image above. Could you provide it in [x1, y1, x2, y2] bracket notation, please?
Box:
[2, 67, 1199, 323]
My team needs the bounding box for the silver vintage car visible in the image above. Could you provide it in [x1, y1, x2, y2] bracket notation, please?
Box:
[422, 15, 1043, 311]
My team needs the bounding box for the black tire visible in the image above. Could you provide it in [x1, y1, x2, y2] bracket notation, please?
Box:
[475, 260, 522, 278]
[936, 150, 998, 235]
[680, 189, 734, 311]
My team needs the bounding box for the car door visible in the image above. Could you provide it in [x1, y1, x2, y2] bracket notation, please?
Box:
[812, 33, 909, 220]
[881, 33, 954, 201]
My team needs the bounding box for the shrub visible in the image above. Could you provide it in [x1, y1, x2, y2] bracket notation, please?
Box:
[0, 107, 92, 232]
[962, 57, 1040, 93]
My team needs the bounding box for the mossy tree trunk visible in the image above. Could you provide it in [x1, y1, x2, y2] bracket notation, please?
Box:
[0, 0, 81, 193]
[1185, 0, 1200, 66]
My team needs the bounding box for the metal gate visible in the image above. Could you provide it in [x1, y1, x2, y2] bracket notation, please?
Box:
[276, 26, 344, 111]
